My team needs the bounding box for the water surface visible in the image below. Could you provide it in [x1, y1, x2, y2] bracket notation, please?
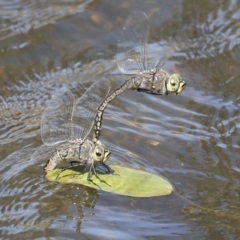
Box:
[0, 0, 240, 239]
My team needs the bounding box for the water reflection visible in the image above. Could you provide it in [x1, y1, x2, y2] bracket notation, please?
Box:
[0, 147, 101, 238]
[0, 0, 240, 239]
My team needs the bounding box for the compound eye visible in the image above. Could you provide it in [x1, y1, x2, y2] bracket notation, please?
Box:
[96, 150, 102, 157]
[170, 79, 176, 86]
[94, 145, 104, 161]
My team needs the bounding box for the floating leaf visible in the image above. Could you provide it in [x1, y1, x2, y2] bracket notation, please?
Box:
[46, 165, 173, 197]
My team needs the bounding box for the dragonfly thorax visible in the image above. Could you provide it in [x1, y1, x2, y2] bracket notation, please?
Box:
[133, 69, 186, 95]
[133, 69, 168, 95]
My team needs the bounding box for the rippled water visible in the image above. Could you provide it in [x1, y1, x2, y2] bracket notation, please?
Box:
[0, 0, 240, 239]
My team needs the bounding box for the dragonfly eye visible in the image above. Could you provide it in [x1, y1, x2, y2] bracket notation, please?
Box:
[96, 151, 102, 157]
[93, 145, 104, 163]
[93, 144, 111, 164]
[166, 74, 182, 93]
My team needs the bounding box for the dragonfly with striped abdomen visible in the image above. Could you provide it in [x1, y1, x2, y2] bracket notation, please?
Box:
[93, 11, 186, 143]
[31, 79, 112, 181]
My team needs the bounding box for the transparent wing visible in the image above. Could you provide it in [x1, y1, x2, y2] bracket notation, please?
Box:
[154, 40, 179, 69]
[31, 144, 60, 163]
[0, 148, 34, 171]
[117, 11, 149, 73]
[41, 87, 75, 145]
[72, 78, 111, 140]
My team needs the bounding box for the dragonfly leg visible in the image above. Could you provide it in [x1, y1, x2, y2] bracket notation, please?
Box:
[86, 164, 101, 189]
[86, 163, 102, 181]
[103, 163, 120, 177]
[55, 162, 83, 180]
[86, 164, 93, 181]
[87, 163, 111, 187]
[102, 163, 114, 174]
[88, 179, 101, 190]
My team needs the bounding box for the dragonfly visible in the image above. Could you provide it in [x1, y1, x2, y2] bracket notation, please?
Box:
[31, 79, 112, 181]
[93, 11, 186, 143]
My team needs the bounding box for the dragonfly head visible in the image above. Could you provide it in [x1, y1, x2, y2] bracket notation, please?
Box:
[166, 74, 186, 95]
[92, 143, 111, 164]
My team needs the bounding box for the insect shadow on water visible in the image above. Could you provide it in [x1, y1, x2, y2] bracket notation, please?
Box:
[93, 11, 187, 144]
[31, 78, 113, 187]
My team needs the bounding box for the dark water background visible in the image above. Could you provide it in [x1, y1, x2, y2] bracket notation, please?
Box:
[0, 0, 240, 239]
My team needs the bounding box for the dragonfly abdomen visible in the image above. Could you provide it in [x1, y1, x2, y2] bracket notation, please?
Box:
[93, 79, 134, 143]
[44, 143, 87, 173]
[44, 152, 62, 173]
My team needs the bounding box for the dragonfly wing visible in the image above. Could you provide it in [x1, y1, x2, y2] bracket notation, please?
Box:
[41, 87, 75, 145]
[72, 79, 111, 140]
[31, 144, 60, 163]
[117, 11, 149, 73]
[0, 148, 34, 171]
[154, 40, 178, 69]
